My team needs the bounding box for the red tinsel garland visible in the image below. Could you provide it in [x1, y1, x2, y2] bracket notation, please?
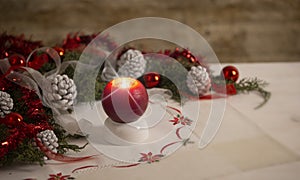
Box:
[0, 76, 51, 158]
[0, 32, 105, 162]
[0, 33, 42, 59]
[0, 117, 50, 159]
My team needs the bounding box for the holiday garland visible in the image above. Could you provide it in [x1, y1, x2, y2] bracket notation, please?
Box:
[0, 79, 87, 166]
[0, 32, 271, 166]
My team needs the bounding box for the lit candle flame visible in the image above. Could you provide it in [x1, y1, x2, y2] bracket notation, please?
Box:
[113, 77, 138, 89]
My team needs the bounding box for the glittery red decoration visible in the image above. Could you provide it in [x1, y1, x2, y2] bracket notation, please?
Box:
[1, 112, 23, 127]
[53, 46, 65, 56]
[0, 112, 50, 158]
[27, 53, 49, 70]
[0, 33, 42, 59]
[143, 72, 161, 88]
[8, 54, 26, 67]
[222, 66, 239, 82]
[62, 33, 117, 52]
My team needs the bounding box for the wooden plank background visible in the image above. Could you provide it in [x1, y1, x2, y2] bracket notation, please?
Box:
[0, 0, 299, 62]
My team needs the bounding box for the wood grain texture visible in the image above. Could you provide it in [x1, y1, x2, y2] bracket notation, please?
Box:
[0, 0, 299, 62]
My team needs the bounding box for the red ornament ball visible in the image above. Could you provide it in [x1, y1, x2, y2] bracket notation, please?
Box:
[53, 46, 65, 56]
[222, 66, 239, 82]
[143, 72, 161, 88]
[1, 112, 23, 127]
[8, 54, 26, 67]
[102, 77, 149, 123]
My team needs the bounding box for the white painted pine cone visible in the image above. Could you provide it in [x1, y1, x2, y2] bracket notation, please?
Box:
[186, 66, 211, 95]
[36, 129, 59, 154]
[0, 91, 13, 117]
[117, 49, 146, 78]
[47, 74, 77, 110]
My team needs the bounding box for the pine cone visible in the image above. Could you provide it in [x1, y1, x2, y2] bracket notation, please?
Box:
[36, 129, 59, 154]
[117, 49, 146, 78]
[186, 66, 211, 96]
[47, 74, 77, 110]
[0, 91, 13, 117]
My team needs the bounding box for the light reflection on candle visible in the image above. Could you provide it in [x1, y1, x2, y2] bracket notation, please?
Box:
[112, 77, 138, 89]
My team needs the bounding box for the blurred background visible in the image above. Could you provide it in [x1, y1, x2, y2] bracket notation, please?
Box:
[0, 0, 299, 62]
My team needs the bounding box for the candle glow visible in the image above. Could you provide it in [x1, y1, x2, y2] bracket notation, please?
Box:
[102, 77, 149, 123]
[112, 77, 138, 89]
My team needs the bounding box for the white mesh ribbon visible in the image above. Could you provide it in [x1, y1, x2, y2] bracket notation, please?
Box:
[0, 47, 77, 114]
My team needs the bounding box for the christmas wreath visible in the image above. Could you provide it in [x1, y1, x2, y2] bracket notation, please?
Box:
[0, 32, 270, 166]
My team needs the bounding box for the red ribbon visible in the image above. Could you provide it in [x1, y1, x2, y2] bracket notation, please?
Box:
[181, 83, 237, 101]
[113, 163, 140, 168]
[177, 82, 237, 102]
[211, 83, 237, 95]
[35, 137, 95, 163]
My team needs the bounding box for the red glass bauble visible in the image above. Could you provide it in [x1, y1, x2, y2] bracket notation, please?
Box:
[1, 112, 23, 127]
[53, 46, 65, 56]
[222, 66, 239, 82]
[102, 77, 149, 123]
[143, 72, 161, 88]
[8, 54, 26, 67]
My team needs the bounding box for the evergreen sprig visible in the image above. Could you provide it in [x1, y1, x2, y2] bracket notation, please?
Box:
[45, 109, 88, 154]
[0, 83, 87, 166]
[1, 138, 46, 166]
[234, 78, 271, 109]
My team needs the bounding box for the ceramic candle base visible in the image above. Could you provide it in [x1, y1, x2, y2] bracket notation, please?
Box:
[104, 117, 149, 144]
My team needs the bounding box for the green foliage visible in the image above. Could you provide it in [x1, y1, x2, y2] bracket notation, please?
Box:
[63, 51, 81, 62]
[141, 55, 197, 102]
[0, 124, 9, 142]
[234, 78, 271, 109]
[1, 138, 45, 166]
[0, 87, 87, 166]
[39, 59, 56, 73]
[95, 76, 107, 100]
[45, 109, 88, 154]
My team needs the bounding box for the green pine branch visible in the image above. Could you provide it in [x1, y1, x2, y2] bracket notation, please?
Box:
[0, 138, 46, 166]
[234, 78, 271, 109]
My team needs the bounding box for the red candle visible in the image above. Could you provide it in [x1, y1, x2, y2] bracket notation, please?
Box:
[101, 77, 149, 123]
